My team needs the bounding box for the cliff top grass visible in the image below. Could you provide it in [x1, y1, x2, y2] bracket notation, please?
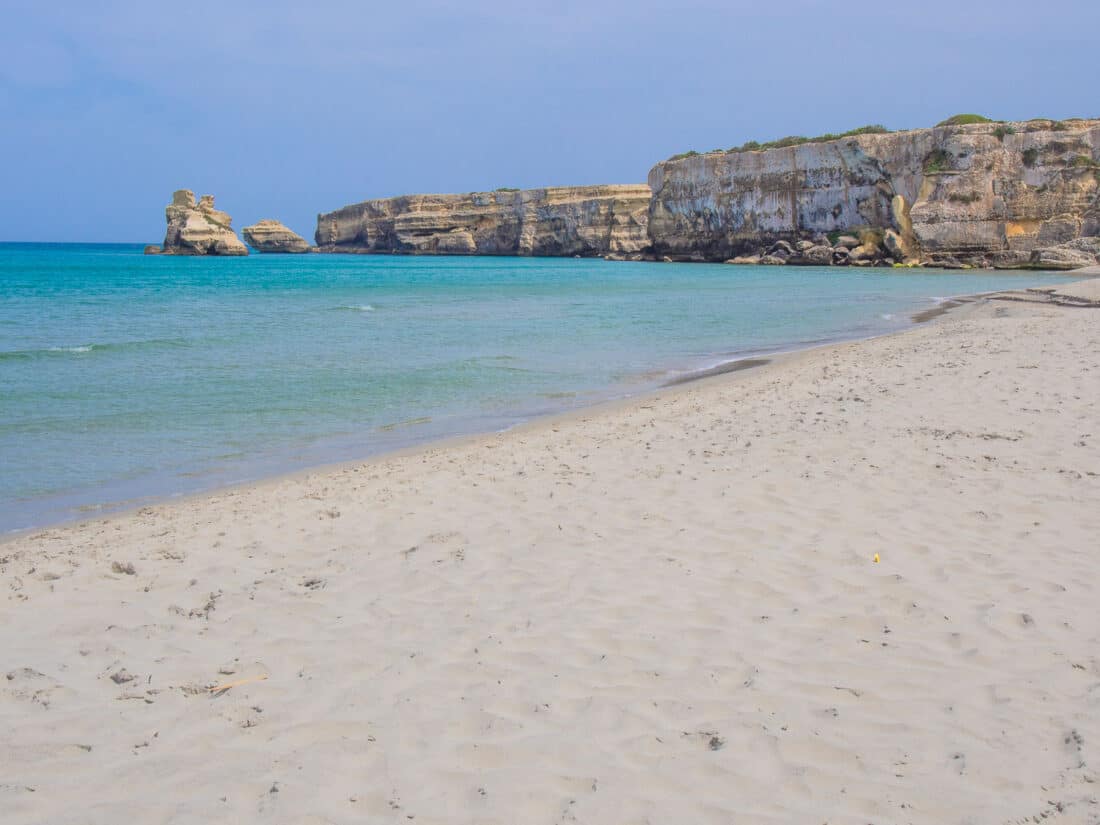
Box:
[728, 125, 891, 154]
[936, 113, 996, 126]
[665, 116, 1096, 163]
[667, 125, 892, 161]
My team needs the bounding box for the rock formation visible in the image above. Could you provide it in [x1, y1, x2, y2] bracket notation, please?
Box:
[315, 185, 651, 257]
[242, 219, 312, 253]
[647, 119, 1100, 266]
[1017, 236, 1100, 269]
[146, 190, 249, 256]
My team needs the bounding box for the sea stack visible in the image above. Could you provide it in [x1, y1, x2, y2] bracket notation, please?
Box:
[146, 189, 249, 256]
[242, 219, 312, 253]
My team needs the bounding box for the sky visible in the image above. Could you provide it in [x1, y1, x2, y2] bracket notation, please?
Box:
[2, 0, 1097, 243]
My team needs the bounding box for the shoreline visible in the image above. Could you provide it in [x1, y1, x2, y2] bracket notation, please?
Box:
[0, 276, 1069, 542]
[3, 276, 1097, 822]
[0, 288, 978, 541]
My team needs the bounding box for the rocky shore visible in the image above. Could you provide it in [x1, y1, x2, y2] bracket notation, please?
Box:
[146, 116, 1100, 269]
[310, 117, 1098, 269]
[647, 118, 1100, 268]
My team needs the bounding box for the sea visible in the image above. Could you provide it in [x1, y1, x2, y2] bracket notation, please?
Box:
[0, 243, 1077, 533]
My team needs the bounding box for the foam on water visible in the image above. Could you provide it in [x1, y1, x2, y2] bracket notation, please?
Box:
[2, 337, 190, 361]
[49, 344, 94, 353]
[0, 243, 1079, 532]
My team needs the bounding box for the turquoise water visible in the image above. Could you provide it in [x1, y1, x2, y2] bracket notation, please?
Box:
[0, 243, 1076, 532]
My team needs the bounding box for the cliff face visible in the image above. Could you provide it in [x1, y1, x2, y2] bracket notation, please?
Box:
[147, 190, 249, 256]
[315, 185, 652, 257]
[647, 120, 1100, 265]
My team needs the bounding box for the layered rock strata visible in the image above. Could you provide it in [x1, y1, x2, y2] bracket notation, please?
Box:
[648, 119, 1100, 266]
[242, 219, 312, 253]
[315, 185, 651, 257]
[146, 190, 249, 256]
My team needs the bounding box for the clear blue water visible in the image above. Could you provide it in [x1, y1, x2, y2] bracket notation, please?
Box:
[0, 243, 1076, 532]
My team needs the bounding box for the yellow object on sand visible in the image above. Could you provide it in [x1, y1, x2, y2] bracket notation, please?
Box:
[208, 674, 268, 695]
[873, 553, 880, 563]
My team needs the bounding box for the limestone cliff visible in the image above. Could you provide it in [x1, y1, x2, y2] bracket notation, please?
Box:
[243, 219, 312, 253]
[315, 185, 651, 257]
[647, 119, 1100, 265]
[147, 190, 249, 256]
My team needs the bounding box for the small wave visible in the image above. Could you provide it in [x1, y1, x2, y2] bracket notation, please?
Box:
[880, 313, 896, 321]
[0, 338, 187, 362]
[454, 356, 534, 374]
[663, 357, 771, 387]
[49, 345, 94, 353]
[0, 344, 95, 361]
[378, 416, 431, 432]
[335, 304, 376, 312]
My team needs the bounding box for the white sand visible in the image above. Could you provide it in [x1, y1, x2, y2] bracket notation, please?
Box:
[2, 285, 1099, 824]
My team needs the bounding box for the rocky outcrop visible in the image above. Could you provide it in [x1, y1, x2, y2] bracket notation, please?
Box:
[148, 190, 248, 256]
[1015, 236, 1100, 270]
[648, 119, 1100, 266]
[315, 185, 651, 257]
[242, 219, 312, 253]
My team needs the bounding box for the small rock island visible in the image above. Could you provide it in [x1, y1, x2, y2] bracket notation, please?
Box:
[145, 190, 249, 256]
[242, 219, 312, 253]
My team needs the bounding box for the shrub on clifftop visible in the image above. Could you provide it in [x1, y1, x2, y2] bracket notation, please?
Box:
[937, 114, 995, 126]
[726, 125, 890, 154]
[664, 125, 891, 162]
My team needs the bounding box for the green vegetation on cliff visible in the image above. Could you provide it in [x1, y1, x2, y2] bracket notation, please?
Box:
[937, 114, 995, 126]
[727, 125, 890, 153]
[923, 149, 953, 174]
[666, 125, 890, 162]
[726, 125, 888, 154]
[664, 116, 1094, 164]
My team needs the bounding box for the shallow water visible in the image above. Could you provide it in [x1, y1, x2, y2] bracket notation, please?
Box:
[0, 243, 1075, 531]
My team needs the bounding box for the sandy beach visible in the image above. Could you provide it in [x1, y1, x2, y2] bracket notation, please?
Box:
[2, 279, 1098, 824]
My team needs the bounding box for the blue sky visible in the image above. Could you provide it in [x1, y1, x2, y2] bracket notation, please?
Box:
[2, 0, 1097, 242]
